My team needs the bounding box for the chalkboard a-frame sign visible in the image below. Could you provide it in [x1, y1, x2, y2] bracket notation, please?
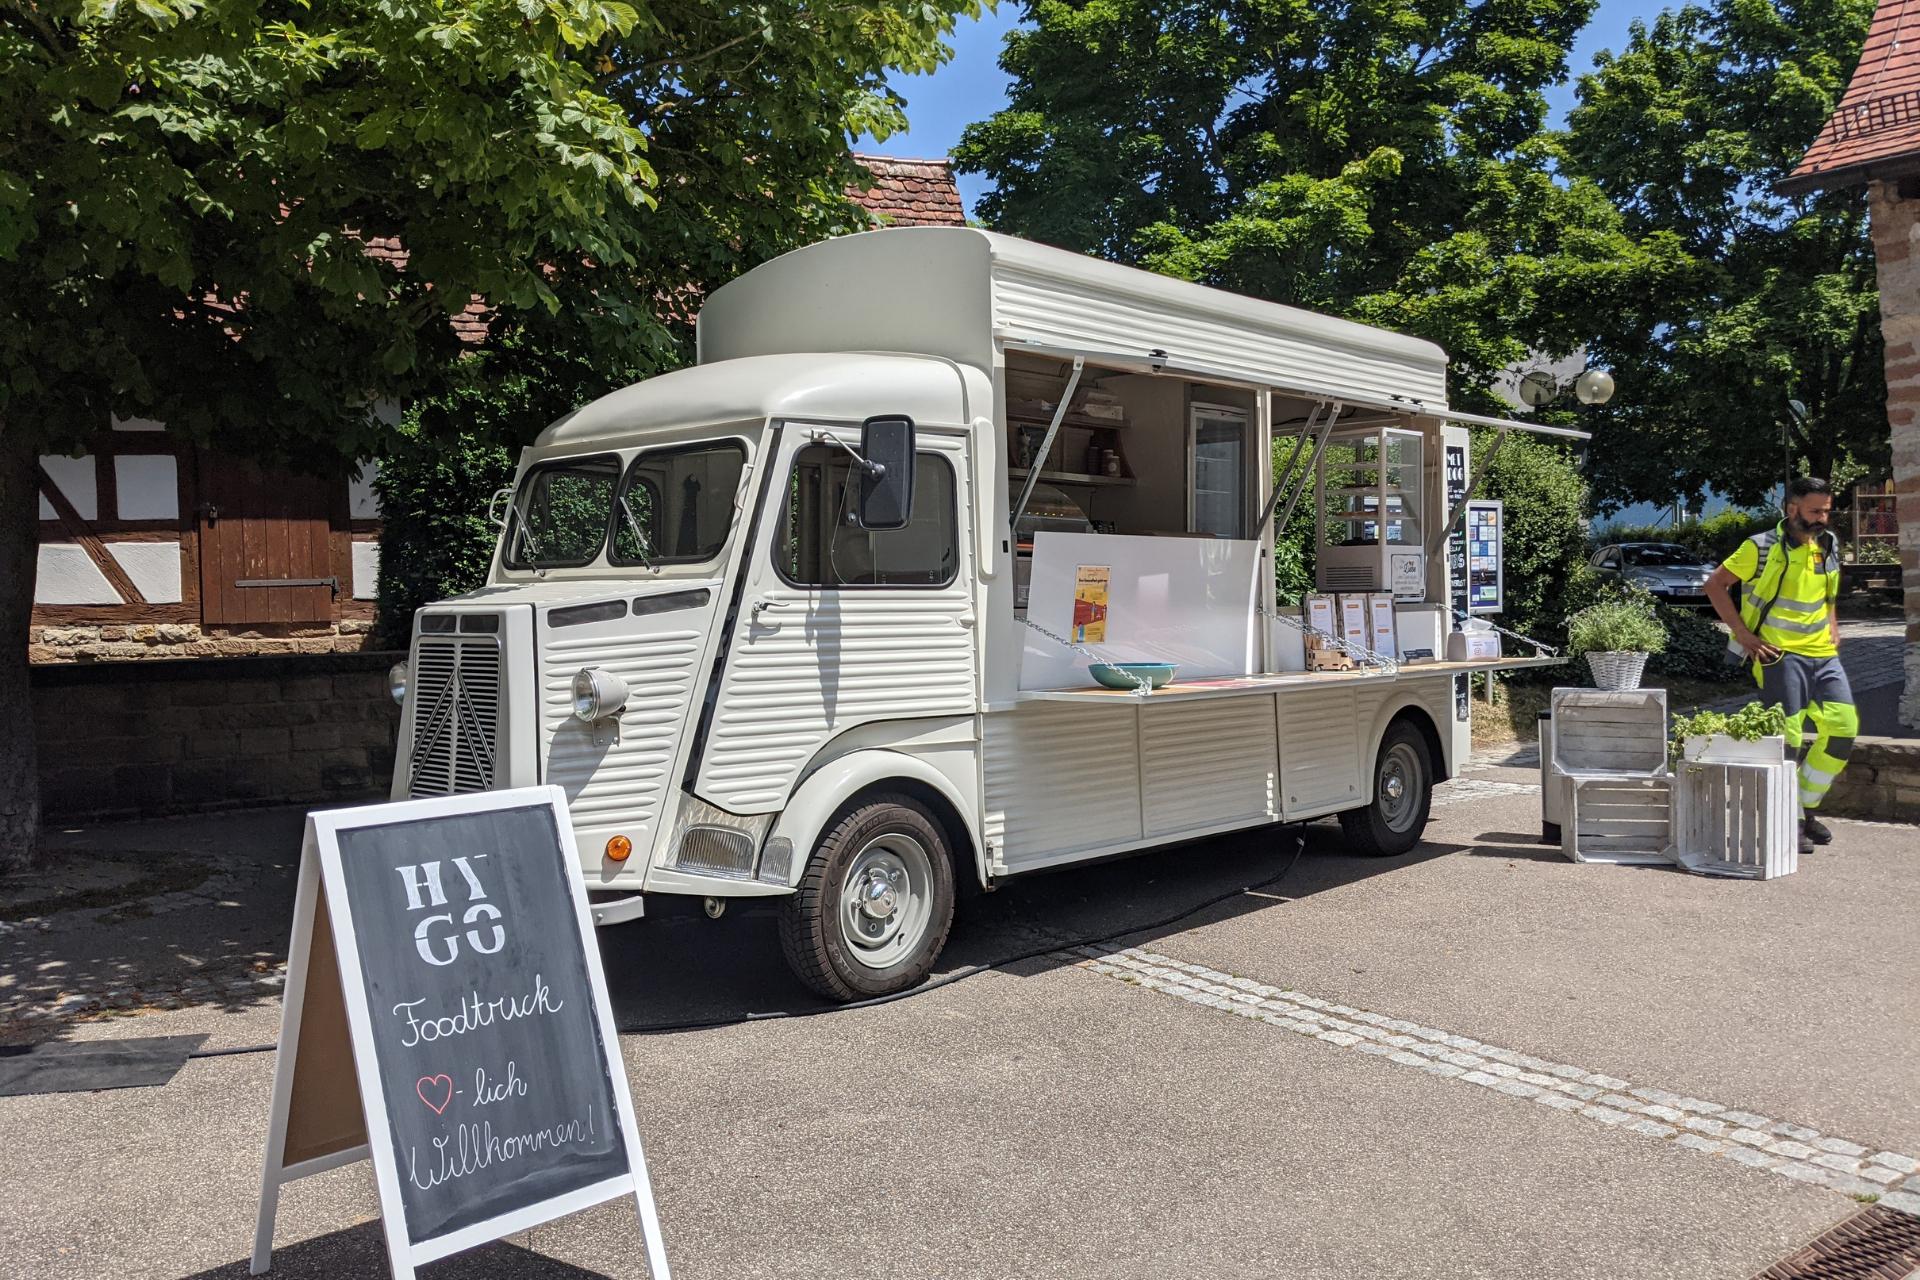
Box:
[250, 787, 670, 1279]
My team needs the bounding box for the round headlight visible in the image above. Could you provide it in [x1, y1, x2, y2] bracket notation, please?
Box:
[387, 661, 409, 705]
[571, 667, 631, 722]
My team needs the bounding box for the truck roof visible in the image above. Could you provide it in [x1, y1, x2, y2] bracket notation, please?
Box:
[538, 351, 983, 448]
[699, 228, 1450, 407]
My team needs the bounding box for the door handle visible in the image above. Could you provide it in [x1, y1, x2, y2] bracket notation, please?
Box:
[751, 598, 796, 621]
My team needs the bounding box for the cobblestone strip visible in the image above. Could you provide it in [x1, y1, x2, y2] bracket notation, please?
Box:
[1, 964, 287, 1031]
[1077, 944, 1920, 1218]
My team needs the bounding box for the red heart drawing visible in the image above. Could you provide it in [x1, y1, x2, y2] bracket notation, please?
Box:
[416, 1074, 454, 1116]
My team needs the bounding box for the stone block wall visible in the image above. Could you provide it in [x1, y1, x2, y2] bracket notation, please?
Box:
[30, 618, 376, 664]
[1867, 179, 1920, 730]
[1821, 738, 1920, 824]
[32, 652, 402, 820]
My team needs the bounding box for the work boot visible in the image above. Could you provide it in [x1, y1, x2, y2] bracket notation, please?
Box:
[1804, 813, 1833, 846]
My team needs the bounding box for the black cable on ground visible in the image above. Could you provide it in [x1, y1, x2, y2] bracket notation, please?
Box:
[183, 827, 1310, 1060]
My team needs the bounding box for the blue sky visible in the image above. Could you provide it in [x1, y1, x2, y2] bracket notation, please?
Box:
[858, 2, 1671, 218]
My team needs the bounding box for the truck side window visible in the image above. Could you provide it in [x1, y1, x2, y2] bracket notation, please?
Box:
[777, 446, 957, 588]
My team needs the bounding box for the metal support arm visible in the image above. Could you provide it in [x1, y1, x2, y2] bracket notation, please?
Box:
[1268, 402, 1342, 541]
[1010, 355, 1084, 535]
[1424, 427, 1509, 559]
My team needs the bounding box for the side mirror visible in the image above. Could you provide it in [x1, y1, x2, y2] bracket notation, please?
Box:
[857, 415, 916, 530]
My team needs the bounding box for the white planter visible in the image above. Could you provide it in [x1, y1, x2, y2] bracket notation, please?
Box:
[1680, 734, 1787, 766]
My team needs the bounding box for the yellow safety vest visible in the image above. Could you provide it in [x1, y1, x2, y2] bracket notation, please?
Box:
[1722, 524, 1839, 660]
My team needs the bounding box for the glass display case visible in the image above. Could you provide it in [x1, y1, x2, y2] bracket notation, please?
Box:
[1315, 424, 1428, 598]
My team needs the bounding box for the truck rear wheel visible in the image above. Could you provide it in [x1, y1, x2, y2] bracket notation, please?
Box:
[779, 794, 956, 1002]
[1338, 721, 1433, 857]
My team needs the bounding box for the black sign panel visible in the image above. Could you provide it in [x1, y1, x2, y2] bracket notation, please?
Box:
[334, 804, 629, 1245]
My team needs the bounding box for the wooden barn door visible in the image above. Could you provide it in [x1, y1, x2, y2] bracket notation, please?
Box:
[196, 456, 337, 625]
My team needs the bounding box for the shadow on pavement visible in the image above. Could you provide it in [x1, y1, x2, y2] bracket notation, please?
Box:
[6, 809, 1462, 1045]
[182, 1224, 615, 1279]
[597, 821, 1465, 1033]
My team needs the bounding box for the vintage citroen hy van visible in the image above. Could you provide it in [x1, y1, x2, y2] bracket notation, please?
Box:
[385, 228, 1576, 1000]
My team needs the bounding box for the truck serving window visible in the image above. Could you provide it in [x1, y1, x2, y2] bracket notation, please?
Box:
[777, 446, 957, 588]
[503, 455, 620, 570]
[611, 441, 747, 566]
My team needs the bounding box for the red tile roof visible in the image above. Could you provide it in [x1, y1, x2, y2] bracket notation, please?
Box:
[361, 234, 493, 346]
[1784, 0, 1920, 192]
[848, 155, 968, 227]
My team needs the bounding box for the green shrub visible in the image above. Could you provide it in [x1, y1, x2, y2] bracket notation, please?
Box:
[1471, 432, 1590, 646]
[1646, 601, 1739, 682]
[1566, 587, 1667, 656]
[372, 430, 514, 646]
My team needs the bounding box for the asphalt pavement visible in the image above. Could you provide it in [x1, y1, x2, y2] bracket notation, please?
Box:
[3, 762, 1917, 1279]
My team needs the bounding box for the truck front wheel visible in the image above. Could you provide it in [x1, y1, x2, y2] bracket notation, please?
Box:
[779, 794, 956, 1002]
[1338, 721, 1433, 857]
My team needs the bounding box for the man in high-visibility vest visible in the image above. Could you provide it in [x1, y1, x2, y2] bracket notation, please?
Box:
[1704, 476, 1855, 857]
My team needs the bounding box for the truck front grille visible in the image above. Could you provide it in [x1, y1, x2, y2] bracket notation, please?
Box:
[407, 630, 502, 797]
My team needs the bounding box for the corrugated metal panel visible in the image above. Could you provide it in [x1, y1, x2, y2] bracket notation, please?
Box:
[1277, 688, 1362, 817]
[1140, 698, 1278, 837]
[540, 626, 703, 854]
[985, 703, 1143, 868]
[698, 596, 976, 810]
[993, 263, 1449, 406]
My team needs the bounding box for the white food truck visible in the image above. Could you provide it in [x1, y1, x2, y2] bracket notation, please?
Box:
[386, 228, 1578, 1000]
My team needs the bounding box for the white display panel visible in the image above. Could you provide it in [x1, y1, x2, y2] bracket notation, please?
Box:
[1020, 532, 1260, 691]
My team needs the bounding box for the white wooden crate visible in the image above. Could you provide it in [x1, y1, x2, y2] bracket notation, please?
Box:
[1549, 688, 1668, 780]
[1562, 776, 1674, 865]
[1673, 760, 1798, 880]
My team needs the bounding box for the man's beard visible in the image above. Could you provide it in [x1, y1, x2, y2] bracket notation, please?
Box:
[1791, 515, 1828, 536]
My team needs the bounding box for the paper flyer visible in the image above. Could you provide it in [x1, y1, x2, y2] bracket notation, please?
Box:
[1072, 565, 1110, 643]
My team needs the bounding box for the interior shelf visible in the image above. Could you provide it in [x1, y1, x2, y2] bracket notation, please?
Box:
[1010, 467, 1135, 488]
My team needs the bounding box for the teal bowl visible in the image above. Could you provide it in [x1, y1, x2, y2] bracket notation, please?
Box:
[1089, 662, 1178, 691]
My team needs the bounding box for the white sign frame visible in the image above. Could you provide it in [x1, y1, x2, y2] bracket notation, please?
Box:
[251, 786, 670, 1280]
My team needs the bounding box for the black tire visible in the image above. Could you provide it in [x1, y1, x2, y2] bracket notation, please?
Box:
[1338, 720, 1433, 857]
[779, 794, 956, 1002]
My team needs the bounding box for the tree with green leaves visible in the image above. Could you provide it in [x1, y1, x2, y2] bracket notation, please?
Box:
[1562, 0, 1882, 510]
[0, 0, 978, 865]
[954, 0, 1681, 409]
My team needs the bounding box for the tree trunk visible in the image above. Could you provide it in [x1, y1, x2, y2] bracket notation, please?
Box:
[0, 426, 41, 871]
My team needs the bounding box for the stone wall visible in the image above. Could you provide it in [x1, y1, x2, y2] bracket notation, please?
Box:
[32, 652, 401, 820]
[1867, 179, 1920, 730]
[1820, 738, 1920, 824]
[30, 618, 376, 664]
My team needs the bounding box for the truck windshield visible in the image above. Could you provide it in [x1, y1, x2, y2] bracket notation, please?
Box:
[504, 442, 748, 570]
[504, 455, 620, 569]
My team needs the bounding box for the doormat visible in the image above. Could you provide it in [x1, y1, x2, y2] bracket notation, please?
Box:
[1753, 1205, 1920, 1280]
[0, 1034, 209, 1097]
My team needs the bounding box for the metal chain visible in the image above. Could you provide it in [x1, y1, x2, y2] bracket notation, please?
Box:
[1018, 616, 1156, 697]
[1447, 608, 1558, 657]
[1259, 603, 1398, 675]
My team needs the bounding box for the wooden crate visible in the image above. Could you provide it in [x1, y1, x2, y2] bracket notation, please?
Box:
[1673, 760, 1798, 880]
[1562, 776, 1674, 865]
[1550, 688, 1668, 779]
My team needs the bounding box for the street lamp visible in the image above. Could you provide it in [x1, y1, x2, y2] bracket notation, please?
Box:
[1574, 368, 1615, 406]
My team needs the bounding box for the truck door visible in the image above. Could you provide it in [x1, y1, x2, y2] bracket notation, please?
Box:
[692, 423, 977, 814]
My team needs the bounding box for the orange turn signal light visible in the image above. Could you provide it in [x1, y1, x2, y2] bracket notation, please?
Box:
[605, 835, 633, 862]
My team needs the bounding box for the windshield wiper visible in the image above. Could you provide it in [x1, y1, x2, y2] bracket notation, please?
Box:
[617, 494, 657, 570]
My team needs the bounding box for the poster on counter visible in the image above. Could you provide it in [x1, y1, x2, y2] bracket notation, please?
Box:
[1072, 565, 1111, 643]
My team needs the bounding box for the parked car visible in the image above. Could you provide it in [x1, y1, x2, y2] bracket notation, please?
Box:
[1589, 541, 1714, 606]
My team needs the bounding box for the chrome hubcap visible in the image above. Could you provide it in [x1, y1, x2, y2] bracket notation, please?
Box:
[839, 834, 933, 970]
[1379, 742, 1423, 833]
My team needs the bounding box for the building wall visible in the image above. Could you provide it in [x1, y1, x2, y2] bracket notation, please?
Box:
[1868, 179, 1920, 730]
[32, 422, 383, 663]
[32, 652, 400, 820]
